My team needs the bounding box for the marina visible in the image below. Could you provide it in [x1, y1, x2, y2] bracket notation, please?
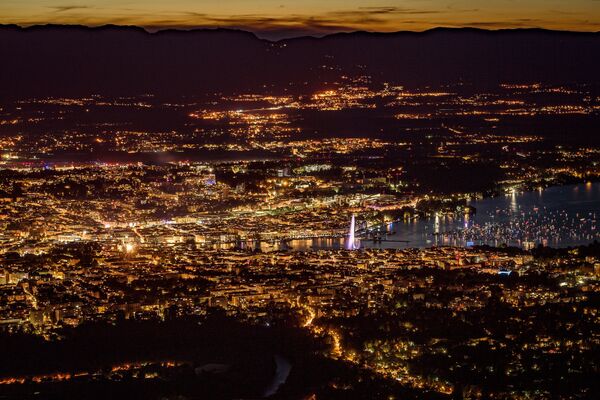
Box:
[368, 182, 600, 249]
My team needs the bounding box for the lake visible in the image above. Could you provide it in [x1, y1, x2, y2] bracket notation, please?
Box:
[287, 182, 600, 250]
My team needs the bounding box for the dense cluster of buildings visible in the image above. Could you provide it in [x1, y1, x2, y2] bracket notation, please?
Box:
[0, 80, 599, 397]
[1, 229, 598, 397]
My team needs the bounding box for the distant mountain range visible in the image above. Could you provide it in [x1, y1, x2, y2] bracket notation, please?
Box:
[1, 24, 599, 97]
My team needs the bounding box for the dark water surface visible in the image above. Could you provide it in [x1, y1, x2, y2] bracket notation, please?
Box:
[286, 183, 600, 250]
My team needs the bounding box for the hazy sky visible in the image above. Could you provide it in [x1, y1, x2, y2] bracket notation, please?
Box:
[1, 1, 599, 39]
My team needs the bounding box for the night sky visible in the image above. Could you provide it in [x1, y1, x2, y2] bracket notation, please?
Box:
[1, 1, 599, 39]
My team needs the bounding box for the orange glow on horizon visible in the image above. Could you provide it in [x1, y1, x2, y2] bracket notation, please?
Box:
[0, 1, 599, 39]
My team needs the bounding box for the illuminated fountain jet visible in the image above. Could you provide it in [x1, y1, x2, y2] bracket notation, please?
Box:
[345, 214, 358, 250]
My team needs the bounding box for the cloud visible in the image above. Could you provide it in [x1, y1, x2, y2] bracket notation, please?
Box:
[355, 6, 442, 15]
[49, 5, 91, 13]
[157, 7, 451, 38]
[8, 4, 600, 40]
[143, 14, 360, 39]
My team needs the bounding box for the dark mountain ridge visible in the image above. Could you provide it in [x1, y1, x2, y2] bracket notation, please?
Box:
[1, 24, 599, 98]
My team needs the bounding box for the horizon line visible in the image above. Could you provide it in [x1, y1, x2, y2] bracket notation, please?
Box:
[1, 23, 599, 42]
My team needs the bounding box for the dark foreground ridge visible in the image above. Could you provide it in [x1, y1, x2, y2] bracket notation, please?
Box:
[0, 314, 436, 400]
[1, 24, 599, 97]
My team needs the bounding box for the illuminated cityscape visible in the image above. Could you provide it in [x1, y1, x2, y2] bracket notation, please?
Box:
[0, 10, 600, 400]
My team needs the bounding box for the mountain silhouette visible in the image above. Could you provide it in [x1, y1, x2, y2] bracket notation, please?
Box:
[1, 24, 599, 97]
